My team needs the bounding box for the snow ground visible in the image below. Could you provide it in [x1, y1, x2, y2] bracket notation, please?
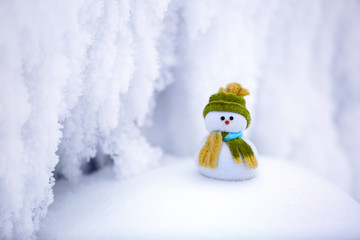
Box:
[38, 157, 360, 240]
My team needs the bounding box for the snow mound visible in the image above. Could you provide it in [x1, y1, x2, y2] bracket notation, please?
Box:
[38, 157, 360, 239]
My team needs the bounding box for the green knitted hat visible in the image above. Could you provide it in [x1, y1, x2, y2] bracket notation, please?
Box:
[203, 83, 251, 128]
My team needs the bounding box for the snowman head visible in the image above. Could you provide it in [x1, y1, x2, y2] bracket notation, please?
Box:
[203, 83, 251, 132]
[205, 111, 247, 132]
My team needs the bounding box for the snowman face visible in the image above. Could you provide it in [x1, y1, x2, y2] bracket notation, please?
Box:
[205, 111, 247, 133]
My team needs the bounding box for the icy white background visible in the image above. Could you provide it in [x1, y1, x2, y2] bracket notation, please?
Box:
[1, 0, 360, 239]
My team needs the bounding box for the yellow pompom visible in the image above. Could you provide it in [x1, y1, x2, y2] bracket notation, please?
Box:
[219, 82, 249, 97]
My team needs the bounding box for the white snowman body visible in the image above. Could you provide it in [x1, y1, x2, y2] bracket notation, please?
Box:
[197, 111, 258, 180]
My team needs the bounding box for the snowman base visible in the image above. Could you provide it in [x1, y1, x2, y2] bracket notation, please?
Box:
[197, 142, 257, 181]
[197, 166, 257, 181]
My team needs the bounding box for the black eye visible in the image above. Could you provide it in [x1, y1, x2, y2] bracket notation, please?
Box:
[229, 116, 234, 120]
[220, 116, 225, 121]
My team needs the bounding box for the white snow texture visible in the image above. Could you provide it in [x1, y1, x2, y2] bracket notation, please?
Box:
[1, 0, 360, 239]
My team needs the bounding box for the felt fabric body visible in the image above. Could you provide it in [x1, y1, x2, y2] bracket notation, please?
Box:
[197, 135, 257, 181]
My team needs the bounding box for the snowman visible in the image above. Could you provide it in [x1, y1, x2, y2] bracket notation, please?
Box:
[198, 83, 258, 180]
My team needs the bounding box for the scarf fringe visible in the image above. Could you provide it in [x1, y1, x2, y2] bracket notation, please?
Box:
[199, 132, 222, 169]
[228, 137, 258, 169]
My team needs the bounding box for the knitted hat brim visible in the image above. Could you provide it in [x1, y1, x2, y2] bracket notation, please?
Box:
[203, 101, 251, 129]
